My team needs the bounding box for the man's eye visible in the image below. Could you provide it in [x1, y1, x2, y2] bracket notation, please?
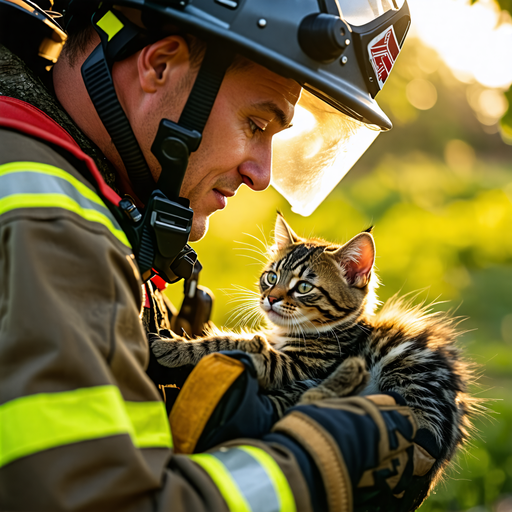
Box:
[297, 281, 313, 294]
[249, 119, 265, 134]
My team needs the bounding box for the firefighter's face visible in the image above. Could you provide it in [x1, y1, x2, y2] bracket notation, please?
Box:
[131, 38, 301, 241]
[179, 62, 301, 241]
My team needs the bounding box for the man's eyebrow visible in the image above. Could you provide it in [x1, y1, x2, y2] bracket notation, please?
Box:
[251, 101, 293, 129]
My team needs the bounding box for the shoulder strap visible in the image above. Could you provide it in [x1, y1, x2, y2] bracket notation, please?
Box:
[0, 96, 121, 207]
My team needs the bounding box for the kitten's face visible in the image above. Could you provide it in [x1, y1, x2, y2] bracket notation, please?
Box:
[258, 216, 377, 332]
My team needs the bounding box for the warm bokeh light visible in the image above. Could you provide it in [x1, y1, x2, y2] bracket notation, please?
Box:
[274, 105, 316, 141]
[444, 139, 476, 175]
[405, 78, 438, 110]
[467, 86, 509, 125]
[409, 0, 512, 89]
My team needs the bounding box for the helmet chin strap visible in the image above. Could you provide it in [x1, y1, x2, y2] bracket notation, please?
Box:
[82, 9, 155, 203]
[81, 7, 234, 283]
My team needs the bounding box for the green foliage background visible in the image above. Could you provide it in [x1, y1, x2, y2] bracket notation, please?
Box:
[472, 0, 512, 144]
[166, 36, 512, 511]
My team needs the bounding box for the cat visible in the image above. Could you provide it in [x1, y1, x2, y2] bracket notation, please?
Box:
[152, 214, 479, 476]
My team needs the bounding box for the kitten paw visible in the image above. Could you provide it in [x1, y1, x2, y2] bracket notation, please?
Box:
[239, 334, 268, 354]
[324, 356, 370, 397]
[299, 357, 370, 403]
[150, 337, 179, 358]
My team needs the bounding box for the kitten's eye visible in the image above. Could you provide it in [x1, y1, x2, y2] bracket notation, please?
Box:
[265, 271, 278, 286]
[297, 281, 313, 294]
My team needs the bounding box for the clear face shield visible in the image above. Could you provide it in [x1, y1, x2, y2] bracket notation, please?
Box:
[271, 0, 406, 216]
[272, 90, 381, 216]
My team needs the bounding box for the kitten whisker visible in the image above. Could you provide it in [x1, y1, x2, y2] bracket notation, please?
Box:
[227, 302, 262, 330]
[222, 284, 260, 293]
[234, 254, 268, 265]
[242, 230, 269, 252]
[234, 240, 267, 257]
[237, 233, 268, 259]
[233, 247, 267, 260]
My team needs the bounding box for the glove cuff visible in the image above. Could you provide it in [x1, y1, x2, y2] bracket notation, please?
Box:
[272, 410, 353, 511]
[169, 353, 245, 454]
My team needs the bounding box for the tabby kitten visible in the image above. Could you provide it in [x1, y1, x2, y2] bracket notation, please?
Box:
[152, 214, 477, 473]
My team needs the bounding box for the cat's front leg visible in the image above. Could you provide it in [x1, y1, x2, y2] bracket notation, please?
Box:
[150, 332, 267, 368]
[299, 356, 370, 404]
[149, 332, 202, 367]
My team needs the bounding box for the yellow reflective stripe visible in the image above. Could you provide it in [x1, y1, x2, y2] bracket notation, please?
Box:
[0, 193, 130, 247]
[125, 401, 173, 449]
[97, 11, 124, 41]
[0, 386, 131, 468]
[0, 386, 172, 468]
[190, 453, 252, 512]
[0, 162, 105, 208]
[0, 162, 130, 247]
[239, 446, 296, 512]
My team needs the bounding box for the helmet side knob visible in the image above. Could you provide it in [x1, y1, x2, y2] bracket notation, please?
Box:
[298, 13, 350, 63]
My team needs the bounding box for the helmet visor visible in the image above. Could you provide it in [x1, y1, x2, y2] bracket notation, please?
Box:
[271, 90, 381, 217]
[338, 0, 406, 26]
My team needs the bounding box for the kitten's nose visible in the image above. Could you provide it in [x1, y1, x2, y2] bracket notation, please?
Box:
[268, 296, 281, 306]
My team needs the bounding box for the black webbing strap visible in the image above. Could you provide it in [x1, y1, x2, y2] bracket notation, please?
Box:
[81, 6, 158, 204]
[82, 43, 155, 203]
[178, 43, 235, 133]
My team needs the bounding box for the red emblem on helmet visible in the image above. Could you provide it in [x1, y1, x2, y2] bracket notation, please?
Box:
[368, 26, 400, 89]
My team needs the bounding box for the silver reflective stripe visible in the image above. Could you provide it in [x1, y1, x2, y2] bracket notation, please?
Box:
[0, 164, 130, 247]
[214, 448, 281, 512]
[190, 446, 296, 512]
[0, 170, 104, 207]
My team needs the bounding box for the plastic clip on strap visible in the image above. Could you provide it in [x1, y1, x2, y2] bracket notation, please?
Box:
[140, 44, 234, 283]
[119, 191, 196, 283]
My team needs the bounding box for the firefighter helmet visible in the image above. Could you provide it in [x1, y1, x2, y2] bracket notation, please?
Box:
[63, 0, 410, 214]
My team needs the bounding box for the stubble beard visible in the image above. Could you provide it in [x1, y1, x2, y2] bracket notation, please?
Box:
[189, 214, 209, 242]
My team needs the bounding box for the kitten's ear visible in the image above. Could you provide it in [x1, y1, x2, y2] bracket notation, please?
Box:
[274, 214, 300, 250]
[330, 233, 375, 288]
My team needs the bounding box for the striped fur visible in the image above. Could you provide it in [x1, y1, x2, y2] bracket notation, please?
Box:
[152, 215, 480, 484]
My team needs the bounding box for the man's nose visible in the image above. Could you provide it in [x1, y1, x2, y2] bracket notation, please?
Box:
[239, 142, 272, 191]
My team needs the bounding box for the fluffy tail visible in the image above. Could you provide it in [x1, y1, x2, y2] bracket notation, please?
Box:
[367, 294, 487, 490]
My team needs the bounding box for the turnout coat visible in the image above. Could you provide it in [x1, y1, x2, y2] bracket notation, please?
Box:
[0, 44, 435, 512]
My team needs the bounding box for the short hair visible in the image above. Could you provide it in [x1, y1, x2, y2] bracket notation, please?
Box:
[61, 24, 95, 68]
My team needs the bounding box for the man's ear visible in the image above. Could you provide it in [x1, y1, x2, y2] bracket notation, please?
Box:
[274, 213, 300, 250]
[329, 232, 375, 288]
[138, 35, 192, 93]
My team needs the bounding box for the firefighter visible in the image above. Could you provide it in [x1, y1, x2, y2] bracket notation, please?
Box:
[0, 1, 439, 511]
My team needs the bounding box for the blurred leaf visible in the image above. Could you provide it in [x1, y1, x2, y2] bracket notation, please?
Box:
[500, 87, 512, 144]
